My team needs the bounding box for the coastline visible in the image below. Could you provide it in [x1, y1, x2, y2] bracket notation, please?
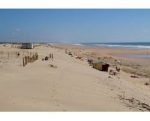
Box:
[62, 43, 150, 77]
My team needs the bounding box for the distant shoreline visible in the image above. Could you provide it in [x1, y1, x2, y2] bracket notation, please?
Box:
[1, 42, 150, 49]
[79, 42, 150, 49]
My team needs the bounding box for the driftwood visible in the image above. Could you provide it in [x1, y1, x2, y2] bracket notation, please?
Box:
[144, 82, 150, 86]
[49, 64, 57, 68]
[116, 66, 120, 72]
[130, 75, 139, 78]
[119, 95, 150, 111]
[109, 69, 117, 76]
[45, 56, 49, 60]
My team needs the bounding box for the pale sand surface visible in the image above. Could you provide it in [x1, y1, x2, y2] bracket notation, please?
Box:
[0, 44, 150, 111]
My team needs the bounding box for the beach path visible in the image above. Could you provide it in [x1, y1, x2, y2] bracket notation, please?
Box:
[0, 46, 132, 111]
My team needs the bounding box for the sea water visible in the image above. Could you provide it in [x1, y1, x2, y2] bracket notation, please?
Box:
[79, 42, 150, 59]
[81, 42, 150, 49]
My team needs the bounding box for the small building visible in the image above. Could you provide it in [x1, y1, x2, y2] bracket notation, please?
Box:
[21, 43, 34, 49]
[92, 61, 109, 72]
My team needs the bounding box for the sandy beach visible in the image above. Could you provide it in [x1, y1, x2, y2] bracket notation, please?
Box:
[0, 44, 150, 111]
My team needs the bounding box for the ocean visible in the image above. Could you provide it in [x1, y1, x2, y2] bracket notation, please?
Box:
[80, 42, 150, 49]
[72, 42, 150, 59]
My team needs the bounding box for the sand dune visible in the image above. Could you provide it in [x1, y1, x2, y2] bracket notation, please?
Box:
[0, 44, 149, 111]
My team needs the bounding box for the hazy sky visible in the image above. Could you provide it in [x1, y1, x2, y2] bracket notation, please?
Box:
[0, 9, 150, 43]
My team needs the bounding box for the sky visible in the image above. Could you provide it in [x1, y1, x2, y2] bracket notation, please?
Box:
[0, 9, 150, 43]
